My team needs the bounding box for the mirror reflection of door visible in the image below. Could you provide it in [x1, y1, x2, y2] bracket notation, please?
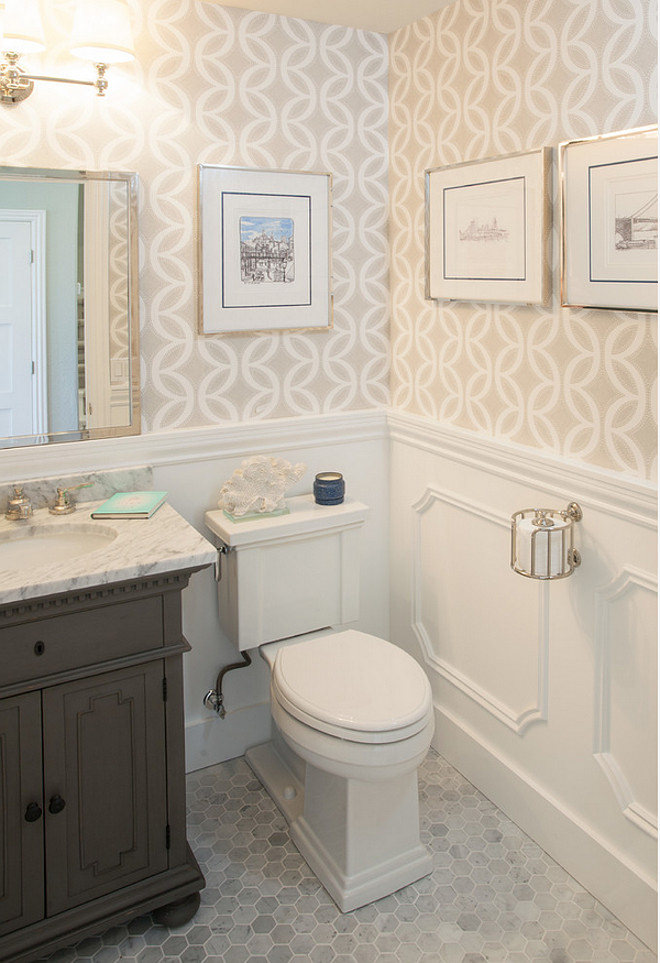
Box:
[0, 211, 47, 439]
[0, 170, 136, 447]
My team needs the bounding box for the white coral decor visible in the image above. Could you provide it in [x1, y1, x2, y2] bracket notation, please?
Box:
[218, 456, 306, 516]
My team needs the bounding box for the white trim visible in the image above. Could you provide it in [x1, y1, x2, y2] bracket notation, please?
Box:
[0, 209, 48, 435]
[411, 485, 549, 734]
[0, 408, 388, 482]
[594, 566, 658, 838]
[432, 701, 658, 953]
[2, 405, 654, 523]
[387, 409, 657, 527]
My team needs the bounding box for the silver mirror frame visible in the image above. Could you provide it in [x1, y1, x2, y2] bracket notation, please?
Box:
[0, 165, 140, 448]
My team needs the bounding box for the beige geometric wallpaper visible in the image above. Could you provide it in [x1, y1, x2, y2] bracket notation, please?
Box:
[0, 0, 389, 431]
[390, 0, 658, 480]
[3, 0, 657, 480]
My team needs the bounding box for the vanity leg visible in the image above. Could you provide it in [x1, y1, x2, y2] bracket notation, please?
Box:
[152, 891, 201, 927]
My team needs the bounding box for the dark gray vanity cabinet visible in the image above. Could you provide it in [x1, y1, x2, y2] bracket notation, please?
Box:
[0, 691, 44, 937]
[0, 571, 205, 963]
[43, 662, 169, 915]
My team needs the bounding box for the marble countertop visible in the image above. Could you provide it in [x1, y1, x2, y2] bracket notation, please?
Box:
[0, 501, 217, 606]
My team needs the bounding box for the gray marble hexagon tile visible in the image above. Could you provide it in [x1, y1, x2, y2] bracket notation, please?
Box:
[43, 749, 656, 963]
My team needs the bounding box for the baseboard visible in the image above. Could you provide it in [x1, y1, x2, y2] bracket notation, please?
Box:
[185, 702, 271, 772]
[433, 703, 657, 953]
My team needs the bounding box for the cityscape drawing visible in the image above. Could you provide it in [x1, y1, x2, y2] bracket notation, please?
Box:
[614, 190, 657, 250]
[240, 215, 295, 283]
[459, 216, 509, 242]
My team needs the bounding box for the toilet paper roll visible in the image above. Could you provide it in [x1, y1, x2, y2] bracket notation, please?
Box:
[515, 515, 570, 578]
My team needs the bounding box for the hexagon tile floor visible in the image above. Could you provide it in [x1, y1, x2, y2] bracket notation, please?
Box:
[44, 749, 656, 963]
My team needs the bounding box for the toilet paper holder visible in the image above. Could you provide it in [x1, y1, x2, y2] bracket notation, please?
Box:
[510, 502, 583, 580]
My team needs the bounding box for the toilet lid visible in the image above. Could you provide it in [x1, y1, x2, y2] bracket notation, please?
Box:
[271, 630, 431, 739]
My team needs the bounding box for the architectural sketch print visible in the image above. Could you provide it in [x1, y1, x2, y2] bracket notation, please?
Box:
[614, 190, 657, 250]
[240, 215, 295, 283]
[459, 216, 509, 242]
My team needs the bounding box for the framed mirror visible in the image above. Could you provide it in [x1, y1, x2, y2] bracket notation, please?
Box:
[0, 166, 140, 448]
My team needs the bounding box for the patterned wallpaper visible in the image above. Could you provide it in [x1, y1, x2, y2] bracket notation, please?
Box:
[0, 0, 389, 431]
[3, 0, 657, 480]
[389, 0, 658, 480]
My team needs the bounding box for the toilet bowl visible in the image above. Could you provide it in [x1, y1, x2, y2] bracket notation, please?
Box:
[247, 629, 434, 912]
[204, 495, 435, 912]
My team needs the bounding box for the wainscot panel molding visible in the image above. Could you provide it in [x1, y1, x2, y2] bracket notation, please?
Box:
[594, 567, 658, 841]
[411, 485, 549, 734]
[0, 409, 388, 483]
[389, 410, 657, 951]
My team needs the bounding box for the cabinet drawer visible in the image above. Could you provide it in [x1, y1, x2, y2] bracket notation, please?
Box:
[0, 596, 164, 686]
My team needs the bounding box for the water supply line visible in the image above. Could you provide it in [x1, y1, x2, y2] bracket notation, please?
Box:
[203, 650, 252, 718]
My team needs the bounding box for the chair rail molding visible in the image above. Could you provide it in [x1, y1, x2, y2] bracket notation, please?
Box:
[411, 484, 549, 735]
[388, 409, 657, 528]
[0, 408, 388, 481]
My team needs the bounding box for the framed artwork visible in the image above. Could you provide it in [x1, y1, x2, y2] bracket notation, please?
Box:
[425, 147, 551, 305]
[560, 126, 658, 311]
[198, 165, 332, 334]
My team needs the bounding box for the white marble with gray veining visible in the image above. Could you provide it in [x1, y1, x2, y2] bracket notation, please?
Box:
[0, 467, 154, 514]
[0, 500, 217, 606]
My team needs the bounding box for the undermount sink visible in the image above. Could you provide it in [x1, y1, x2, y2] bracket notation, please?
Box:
[0, 524, 118, 568]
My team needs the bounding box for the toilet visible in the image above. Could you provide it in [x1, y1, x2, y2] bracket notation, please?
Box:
[205, 494, 434, 912]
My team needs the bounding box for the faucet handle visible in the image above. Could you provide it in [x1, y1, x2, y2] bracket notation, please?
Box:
[48, 482, 92, 516]
[5, 485, 33, 521]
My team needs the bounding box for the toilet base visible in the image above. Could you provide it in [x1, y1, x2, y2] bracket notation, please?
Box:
[245, 738, 433, 913]
[292, 812, 432, 913]
[245, 740, 304, 824]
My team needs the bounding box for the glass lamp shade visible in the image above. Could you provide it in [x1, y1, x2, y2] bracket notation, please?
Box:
[3, 0, 46, 53]
[70, 0, 134, 64]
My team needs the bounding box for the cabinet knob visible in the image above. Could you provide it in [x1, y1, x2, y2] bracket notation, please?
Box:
[24, 802, 42, 822]
[48, 794, 66, 815]
[34, 640, 45, 656]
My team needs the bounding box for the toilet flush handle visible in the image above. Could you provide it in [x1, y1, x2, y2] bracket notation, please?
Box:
[214, 542, 231, 581]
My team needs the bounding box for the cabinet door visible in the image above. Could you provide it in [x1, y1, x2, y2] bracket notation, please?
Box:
[42, 663, 168, 916]
[0, 692, 44, 936]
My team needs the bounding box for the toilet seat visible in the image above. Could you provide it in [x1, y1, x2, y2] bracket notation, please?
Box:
[271, 630, 432, 745]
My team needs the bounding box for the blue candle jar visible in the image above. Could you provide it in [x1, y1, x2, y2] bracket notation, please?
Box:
[313, 471, 345, 505]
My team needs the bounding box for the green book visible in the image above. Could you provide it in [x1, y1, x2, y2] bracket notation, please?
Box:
[90, 491, 168, 519]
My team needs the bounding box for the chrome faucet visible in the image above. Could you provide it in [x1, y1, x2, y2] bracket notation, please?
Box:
[5, 485, 33, 521]
[49, 482, 92, 516]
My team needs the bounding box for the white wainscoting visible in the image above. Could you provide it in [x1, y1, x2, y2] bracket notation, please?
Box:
[389, 410, 657, 951]
[3, 406, 656, 944]
[0, 409, 390, 772]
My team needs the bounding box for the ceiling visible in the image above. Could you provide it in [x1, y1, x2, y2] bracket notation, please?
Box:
[200, 0, 455, 34]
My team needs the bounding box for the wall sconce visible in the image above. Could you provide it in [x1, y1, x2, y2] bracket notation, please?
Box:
[0, 0, 134, 106]
[511, 502, 583, 580]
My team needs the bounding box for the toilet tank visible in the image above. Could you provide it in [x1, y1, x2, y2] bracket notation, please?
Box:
[205, 494, 369, 651]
